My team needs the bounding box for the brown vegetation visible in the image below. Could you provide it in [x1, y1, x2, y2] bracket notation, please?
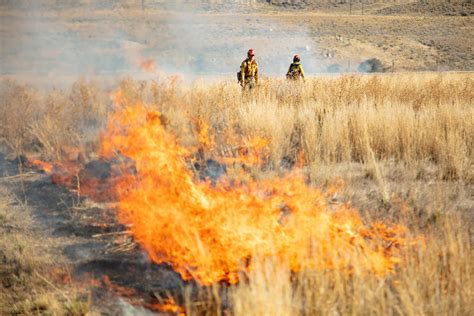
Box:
[0, 187, 95, 315]
[0, 72, 472, 314]
[0, 78, 108, 160]
[3, 73, 471, 179]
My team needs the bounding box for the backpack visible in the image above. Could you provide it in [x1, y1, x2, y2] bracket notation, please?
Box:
[287, 64, 301, 79]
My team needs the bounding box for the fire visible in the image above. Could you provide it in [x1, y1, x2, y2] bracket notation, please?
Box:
[139, 58, 156, 73]
[28, 159, 54, 173]
[25, 89, 421, 286]
[195, 117, 215, 149]
[27, 154, 120, 203]
[99, 93, 421, 285]
[152, 297, 186, 315]
[85, 275, 186, 314]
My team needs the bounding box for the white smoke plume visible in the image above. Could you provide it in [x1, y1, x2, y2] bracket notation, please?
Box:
[1, 0, 326, 86]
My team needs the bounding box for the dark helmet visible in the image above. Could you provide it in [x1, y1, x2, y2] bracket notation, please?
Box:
[248, 49, 255, 57]
[293, 54, 300, 62]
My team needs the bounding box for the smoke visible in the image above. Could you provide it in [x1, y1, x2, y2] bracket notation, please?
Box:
[1, 1, 129, 87]
[153, 1, 322, 77]
[1, 0, 327, 86]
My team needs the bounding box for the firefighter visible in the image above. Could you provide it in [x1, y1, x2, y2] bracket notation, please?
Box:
[286, 54, 305, 81]
[238, 49, 259, 90]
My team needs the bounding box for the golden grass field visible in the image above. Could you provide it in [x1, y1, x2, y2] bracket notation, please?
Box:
[2, 73, 472, 179]
[0, 72, 472, 315]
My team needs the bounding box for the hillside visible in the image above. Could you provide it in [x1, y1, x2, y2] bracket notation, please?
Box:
[1, 0, 473, 88]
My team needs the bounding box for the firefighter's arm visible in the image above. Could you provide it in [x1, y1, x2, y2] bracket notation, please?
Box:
[299, 65, 305, 80]
[240, 62, 246, 84]
[286, 65, 292, 78]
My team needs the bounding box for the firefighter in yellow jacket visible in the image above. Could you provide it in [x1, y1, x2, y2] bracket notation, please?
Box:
[238, 49, 258, 90]
[286, 54, 305, 81]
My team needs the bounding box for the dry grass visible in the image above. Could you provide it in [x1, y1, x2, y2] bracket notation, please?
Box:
[226, 213, 471, 316]
[3, 73, 472, 180]
[0, 78, 108, 160]
[176, 192, 472, 315]
[0, 72, 472, 314]
[143, 72, 472, 181]
[0, 188, 95, 315]
[178, 212, 471, 315]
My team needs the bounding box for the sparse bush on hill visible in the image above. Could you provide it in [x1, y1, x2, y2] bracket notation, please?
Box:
[357, 58, 387, 73]
[264, 0, 308, 8]
[375, 0, 473, 16]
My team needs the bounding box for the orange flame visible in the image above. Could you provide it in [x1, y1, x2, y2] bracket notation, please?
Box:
[29, 159, 54, 173]
[85, 275, 186, 313]
[295, 148, 306, 168]
[217, 135, 270, 166]
[151, 297, 186, 315]
[139, 58, 156, 73]
[99, 93, 421, 285]
[195, 117, 215, 149]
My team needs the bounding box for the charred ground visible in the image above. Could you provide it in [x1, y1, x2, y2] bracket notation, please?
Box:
[0, 151, 192, 314]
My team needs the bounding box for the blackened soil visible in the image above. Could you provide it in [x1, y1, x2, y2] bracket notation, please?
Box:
[0, 152, 187, 312]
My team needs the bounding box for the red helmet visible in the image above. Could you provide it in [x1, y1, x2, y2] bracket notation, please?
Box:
[293, 54, 300, 62]
[248, 49, 255, 57]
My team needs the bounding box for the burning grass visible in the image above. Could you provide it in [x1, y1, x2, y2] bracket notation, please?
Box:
[100, 99, 424, 285]
[0, 72, 473, 314]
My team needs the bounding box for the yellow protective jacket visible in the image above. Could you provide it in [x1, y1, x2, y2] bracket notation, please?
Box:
[240, 58, 259, 84]
[286, 62, 305, 80]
